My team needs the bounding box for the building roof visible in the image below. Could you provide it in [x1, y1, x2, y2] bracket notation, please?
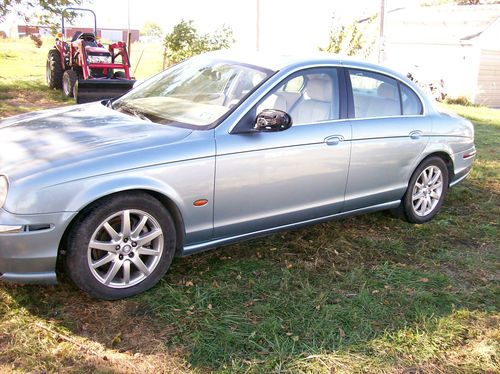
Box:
[385, 4, 500, 45]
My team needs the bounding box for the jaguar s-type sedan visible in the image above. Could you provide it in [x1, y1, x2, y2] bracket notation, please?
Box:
[0, 52, 475, 299]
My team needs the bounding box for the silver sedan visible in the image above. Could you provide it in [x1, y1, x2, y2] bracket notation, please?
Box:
[0, 53, 476, 299]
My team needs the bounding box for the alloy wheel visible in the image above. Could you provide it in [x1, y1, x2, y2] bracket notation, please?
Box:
[411, 165, 443, 217]
[87, 209, 164, 288]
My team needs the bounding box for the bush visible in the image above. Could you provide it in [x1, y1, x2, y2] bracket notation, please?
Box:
[163, 20, 234, 66]
[445, 96, 475, 106]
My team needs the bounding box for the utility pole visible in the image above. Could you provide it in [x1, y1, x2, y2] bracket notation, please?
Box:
[378, 0, 386, 63]
[256, 0, 260, 51]
[127, 0, 132, 57]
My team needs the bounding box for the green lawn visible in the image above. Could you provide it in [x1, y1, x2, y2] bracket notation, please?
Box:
[0, 37, 164, 118]
[0, 38, 499, 373]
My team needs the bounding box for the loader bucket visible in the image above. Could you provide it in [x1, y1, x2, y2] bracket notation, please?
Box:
[75, 79, 136, 104]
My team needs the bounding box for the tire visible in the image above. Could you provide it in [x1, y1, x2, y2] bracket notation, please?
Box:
[65, 192, 177, 300]
[399, 156, 449, 224]
[113, 71, 126, 78]
[46, 49, 63, 89]
[62, 70, 78, 98]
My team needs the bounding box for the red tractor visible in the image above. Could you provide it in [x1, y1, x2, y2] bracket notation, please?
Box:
[46, 8, 135, 103]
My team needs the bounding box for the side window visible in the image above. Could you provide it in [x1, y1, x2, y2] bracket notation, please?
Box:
[400, 84, 423, 115]
[279, 76, 304, 93]
[256, 68, 340, 125]
[348, 69, 401, 118]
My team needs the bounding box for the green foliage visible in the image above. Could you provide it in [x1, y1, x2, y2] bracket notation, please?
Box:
[163, 20, 234, 65]
[321, 19, 372, 57]
[0, 0, 84, 26]
[140, 21, 163, 39]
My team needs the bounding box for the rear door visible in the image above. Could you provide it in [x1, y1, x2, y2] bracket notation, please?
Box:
[343, 68, 430, 211]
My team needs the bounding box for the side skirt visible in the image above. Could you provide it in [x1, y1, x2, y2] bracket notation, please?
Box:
[181, 200, 401, 256]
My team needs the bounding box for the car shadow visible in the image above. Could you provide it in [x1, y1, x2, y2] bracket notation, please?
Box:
[2, 180, 497, 372]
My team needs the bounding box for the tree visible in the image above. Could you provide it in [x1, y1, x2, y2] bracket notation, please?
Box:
[0, 0, 85, 26]
[321, 22, 365, 57]
[320, 14, 376, 58]
[163, 20, 234, 66]
[140, 21, 163, 39]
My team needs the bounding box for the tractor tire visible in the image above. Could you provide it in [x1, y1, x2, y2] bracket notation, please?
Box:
[62, 70, 78, 98]
[46, 49, 63, 89]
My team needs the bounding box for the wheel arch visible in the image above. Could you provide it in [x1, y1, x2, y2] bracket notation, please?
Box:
[416, 151, 454, 186]
[57, 188, 186, 273]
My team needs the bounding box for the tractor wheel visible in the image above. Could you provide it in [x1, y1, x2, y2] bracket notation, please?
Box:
[46, 49, 63, 89]
[62, 70, 78, 98]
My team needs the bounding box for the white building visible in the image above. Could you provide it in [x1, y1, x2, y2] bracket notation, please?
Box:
[383, 4, 500, 107]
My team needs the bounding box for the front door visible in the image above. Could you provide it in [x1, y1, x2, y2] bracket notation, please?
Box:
[213, 67, 352, 238]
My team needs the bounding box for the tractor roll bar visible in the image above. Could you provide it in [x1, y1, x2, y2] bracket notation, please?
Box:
[61, 7, 97, 38]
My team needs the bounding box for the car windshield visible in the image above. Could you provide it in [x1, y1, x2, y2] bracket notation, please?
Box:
[112, 56, 272, 129]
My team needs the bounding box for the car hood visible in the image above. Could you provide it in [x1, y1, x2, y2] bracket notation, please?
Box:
[0, 103, 193, 181]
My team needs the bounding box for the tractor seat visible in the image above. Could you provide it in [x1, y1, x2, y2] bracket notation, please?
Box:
[71, 31, 97, 44]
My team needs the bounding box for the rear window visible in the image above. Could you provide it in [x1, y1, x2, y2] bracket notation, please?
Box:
[348, 69, 423, 119]
[401, 83, 423, 115]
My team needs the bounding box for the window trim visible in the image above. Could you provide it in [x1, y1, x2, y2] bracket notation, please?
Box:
[344, 67, 425, 120]
[231, 66, 347, 133]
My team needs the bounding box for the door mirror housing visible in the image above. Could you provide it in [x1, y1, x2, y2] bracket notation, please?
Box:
[254, 109, 292, 132]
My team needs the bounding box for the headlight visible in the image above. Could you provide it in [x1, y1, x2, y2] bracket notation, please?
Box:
[87, 55, 112, 64]
[0, 176, 8, 209]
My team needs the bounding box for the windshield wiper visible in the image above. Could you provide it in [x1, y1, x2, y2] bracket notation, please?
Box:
[116, 104, 152, 122]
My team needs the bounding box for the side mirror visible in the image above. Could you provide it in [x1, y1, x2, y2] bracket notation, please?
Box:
[254, 109, 292, 132]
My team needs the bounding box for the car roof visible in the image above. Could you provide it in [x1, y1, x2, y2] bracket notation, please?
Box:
[203, 50, 410, 82]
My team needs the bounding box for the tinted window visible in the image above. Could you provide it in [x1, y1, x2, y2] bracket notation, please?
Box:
[256, 68, 340, 125]
[400, 84, 423, 115]
[349, 69, 401, 118]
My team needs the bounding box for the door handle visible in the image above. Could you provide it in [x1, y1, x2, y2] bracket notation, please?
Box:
[409, 130, 423, 139]
[325, 135, 344, 145]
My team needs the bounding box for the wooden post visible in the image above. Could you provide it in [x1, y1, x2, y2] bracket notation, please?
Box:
[256, 0, 260, 51]
[378, 0, 386, 63]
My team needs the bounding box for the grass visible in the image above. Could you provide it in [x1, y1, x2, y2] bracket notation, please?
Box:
[0, 37, 164, 118]
[0, 38, 499, 373]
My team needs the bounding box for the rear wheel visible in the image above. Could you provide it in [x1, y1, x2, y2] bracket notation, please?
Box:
[65, 193, 176, 300]
[46, 49, 63, 89]
[62, 70, 78, 98]
[400, 156, 449, 223]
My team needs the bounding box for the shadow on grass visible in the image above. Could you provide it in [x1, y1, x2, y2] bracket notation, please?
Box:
[0, 79, 72, 118]
[2, 109, 499, 372]
[3, 179, 498, 372]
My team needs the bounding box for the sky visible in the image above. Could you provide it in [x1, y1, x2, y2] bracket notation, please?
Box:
[91, 0, 386, 51]
[1, 0, 422, 52]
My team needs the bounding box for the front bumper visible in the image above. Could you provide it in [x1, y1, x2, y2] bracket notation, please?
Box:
[0, 209, 76, 284]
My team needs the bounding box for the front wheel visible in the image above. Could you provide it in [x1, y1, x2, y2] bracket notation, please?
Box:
[62, 70, 78, 98]
[400, 156, 449, 224]
[65, 193, 176, 299]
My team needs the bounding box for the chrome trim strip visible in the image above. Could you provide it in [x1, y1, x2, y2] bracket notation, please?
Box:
[0, 225, 24, 234]
[182, 200, 400, 255]
[340, 63, 427, 116]
[226, 61, 428, 134]
[0, 271, 57, 284]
